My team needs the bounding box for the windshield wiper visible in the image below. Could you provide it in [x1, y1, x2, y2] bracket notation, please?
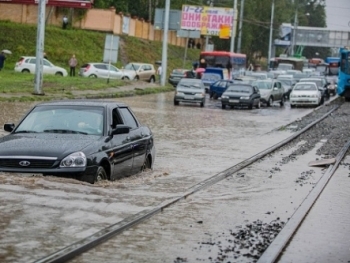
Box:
[15, 130, 38, 133]
[43, 129, 88, 135]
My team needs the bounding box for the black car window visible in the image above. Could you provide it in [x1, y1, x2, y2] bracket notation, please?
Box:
[112, 108, 124, 128]
[95, 64, 108, 70]
[29, 58, 36, 64]
[119, 108, 138, 129]
[219, 81, 227, 88]
[43, 60, 51, 66]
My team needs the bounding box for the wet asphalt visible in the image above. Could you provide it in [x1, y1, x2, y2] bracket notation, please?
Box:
[0, 93, 349, 262]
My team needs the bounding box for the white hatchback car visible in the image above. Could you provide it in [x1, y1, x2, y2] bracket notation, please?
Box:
[15, 56, 68, 76]
[290, 82, 322, 108]
[79, 63, 135, 80]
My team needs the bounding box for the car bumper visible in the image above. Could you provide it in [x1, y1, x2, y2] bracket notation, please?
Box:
[174, 95, 205, 104]
[290, 98, 319, 105]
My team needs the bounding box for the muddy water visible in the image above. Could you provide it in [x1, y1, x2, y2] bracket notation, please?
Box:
[0, 93, 317, 262]
[71, 140, 330, 262]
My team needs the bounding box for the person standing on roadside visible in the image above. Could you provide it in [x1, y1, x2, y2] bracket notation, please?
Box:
[62, 15, 68, 29]
[68, 54, 78, 77]
[0, 52, 6, 71]
[157, 64, 162, 83]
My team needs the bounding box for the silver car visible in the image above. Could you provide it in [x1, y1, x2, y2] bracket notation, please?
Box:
[174, 79, 206, 107]
[79, 63, 135, 80]
[253, 79, 285, 107]
[14, 56, 68, 76]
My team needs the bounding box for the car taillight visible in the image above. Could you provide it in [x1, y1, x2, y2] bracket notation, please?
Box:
[84, 64, 91, 72]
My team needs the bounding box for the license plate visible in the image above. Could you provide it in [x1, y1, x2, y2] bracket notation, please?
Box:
[229, 99, 239, 103]
[184, 96, 194, 100]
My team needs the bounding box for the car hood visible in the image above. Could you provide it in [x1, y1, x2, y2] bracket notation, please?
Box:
[177, 87, 204, 93]
[0, 133, 101, 158]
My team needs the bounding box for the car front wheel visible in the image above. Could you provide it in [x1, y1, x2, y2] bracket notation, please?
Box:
[22, 69, 30, 73]
[94, 166, 108, 183]
[122, 76, 130, 80]
[267, 96, 273, 107]
[149, 76, 155, 83]
[280, 96, 284, 106]
[89, 74, 97, 78]
[55, 72, 63, 76]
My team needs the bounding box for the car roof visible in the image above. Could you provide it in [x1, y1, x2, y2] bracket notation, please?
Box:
[126, 62, 153, 66]
[35, 100, 128, 108]
[299, 78, 323, 81]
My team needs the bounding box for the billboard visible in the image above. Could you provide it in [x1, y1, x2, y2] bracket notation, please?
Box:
[181, 5, 234, 36]
[0, 0, 92, 8]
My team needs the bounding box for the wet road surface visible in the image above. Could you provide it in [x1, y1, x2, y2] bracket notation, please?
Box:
[0, 93, 342, 262]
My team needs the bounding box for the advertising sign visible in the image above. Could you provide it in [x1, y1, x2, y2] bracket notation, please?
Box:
[181, 5, 234, 36]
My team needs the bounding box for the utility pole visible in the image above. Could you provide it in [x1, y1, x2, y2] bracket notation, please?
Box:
[34, 0, 46, 95]
[236, 0, 245, 53]
[160, 0, 170, 86]
[148, 0, 152, 23]
[268, 0, 275, 67]
[205, 0, 214, 51]
[230, 0, 237, 53]
[291, 0, 298, 57]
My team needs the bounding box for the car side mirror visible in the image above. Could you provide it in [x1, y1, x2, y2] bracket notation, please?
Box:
[111, 124, 131, 136]
[4, 123, 15, 132]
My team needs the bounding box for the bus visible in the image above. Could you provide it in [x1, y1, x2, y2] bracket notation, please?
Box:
[338, 48, 350, 101]
[199, 51, 247, 77]
[269, 57, 304, 71]
[325, 57, 340, 76]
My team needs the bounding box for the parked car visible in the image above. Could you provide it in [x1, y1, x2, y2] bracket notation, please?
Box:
[174, 78, 206, 107]
[168, 69, 195, 87]
[290, 82, 322, 108]
[221, 84, 261, 109]
[299, 77, 329, 102]
[14, 56, 68, 76]
[252, 79, 285, 107]
[122, 62, 156, 82]
[209, 79, 235, 99]
[0, 100, 155, 184]
[79, 63, 135, 80]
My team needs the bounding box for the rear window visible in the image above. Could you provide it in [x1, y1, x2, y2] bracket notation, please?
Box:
[294, 84, 317, 91]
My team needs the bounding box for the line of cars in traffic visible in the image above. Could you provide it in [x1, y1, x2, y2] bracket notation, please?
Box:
[14, 56, 157, 83]
[171, 66, 337, 109]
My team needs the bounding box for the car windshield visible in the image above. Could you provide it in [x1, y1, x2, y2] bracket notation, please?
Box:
[227, 85, 252, 93]
[253, 81, 272, 89]
[300, 79, 322, 87]
[178, 81, 202, 89]
[15, 105, 104, 136]
[279, 79, 292, 86]
[201, 73, 221, 81]
[293, 84, 317, 91]
[124, 63, 140, 70]
[172, 69, 186, 74]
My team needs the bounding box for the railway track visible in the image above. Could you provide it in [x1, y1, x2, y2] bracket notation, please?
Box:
[31, 100, 349, 263]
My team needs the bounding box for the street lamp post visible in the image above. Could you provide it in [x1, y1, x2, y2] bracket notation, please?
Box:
[268, 0, 275, 69]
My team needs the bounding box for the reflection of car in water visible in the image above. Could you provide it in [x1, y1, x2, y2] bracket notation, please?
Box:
[0, 100, 156, 184]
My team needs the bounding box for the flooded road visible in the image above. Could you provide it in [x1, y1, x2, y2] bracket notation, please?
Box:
[0, 93, 332, 262]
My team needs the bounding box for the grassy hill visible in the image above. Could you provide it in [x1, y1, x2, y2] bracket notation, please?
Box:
[0, 20, 200, 74]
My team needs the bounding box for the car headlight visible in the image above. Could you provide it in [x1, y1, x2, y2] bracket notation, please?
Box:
[176, 91, 184, 96]
[311, 94, 317, 98]
[290, 93, 296, 98]
[240, 96, 250, 100]
[60, 152, 87, 168]
[222, 95, 229, 99]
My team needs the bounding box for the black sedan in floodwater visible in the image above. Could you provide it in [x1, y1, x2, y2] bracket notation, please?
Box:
[221, 84, 261, 109]
[0, 100, 155, 184]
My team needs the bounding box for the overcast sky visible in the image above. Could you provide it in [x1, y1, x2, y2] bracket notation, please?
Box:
[325, 0, 350, 30]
